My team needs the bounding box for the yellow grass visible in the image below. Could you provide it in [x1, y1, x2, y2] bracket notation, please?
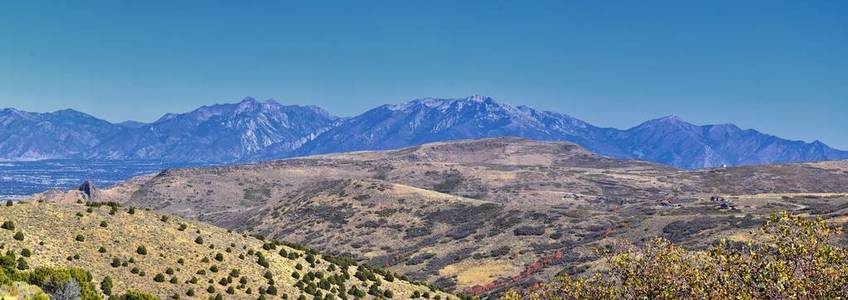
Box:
[440, 260, 522, 287]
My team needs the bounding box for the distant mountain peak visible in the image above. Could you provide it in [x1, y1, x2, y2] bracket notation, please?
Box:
[465, 94, 494, 102]
[633, 115, 700, 132]
[52, 108, 95, 118]
[155, 113, 178, 122]
[649, 115, 687, 124]
[389, 95, 501, 111]
[238, 96, 257, 104]
[0, 107, 30, 119]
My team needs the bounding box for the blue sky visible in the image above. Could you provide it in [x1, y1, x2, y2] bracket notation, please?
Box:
[1, 1, 846, 148]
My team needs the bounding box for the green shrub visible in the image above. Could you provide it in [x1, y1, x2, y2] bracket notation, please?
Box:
[136, 246, 147, 255]
[13, 231, 24, 241]
[75, 234, 85, 242]
[1, 220, 14, 230]
[503, 213, 848, 300]
[101, 276, 113, 295]
[113, 290, 158, 300]
[257, 253, 270, 268]
[214, 253, 224, 262]
[194, 236, 204, 244]
[99, 221, 108, 228]
[16, 257, 28, 270]
[153, 273, 165, 282]
[20, 248, 31, 257]
[28, 267, 102, 300]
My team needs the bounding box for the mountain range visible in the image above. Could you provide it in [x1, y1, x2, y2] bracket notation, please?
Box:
[1, 95, 845, 168]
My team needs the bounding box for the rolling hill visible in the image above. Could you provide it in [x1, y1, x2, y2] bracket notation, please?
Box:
[66, 138, 848, 296]
[0, 200, 458, 299]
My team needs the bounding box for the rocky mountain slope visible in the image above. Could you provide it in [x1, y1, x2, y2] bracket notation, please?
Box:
[91, 98, 340, 162]
[2, 96, 845, 168]
[0, 108, 124, 161]
[291, 95, 608, 157]
[293, 96, 848, 168]
[1, 200, 457, 299]
[77, 138, 848, 297]
[611, 115, 848, 168]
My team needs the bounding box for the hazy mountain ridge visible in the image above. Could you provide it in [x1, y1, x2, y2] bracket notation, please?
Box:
[90, 97, 341, 162]
[0, 108, 125, 161]
[294, 96, 847, 168]
[1, 96, 845, 168]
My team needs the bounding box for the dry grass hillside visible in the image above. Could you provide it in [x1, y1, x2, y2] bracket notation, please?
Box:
[0, 200, 458, 300]
[59, 138, 848, 297]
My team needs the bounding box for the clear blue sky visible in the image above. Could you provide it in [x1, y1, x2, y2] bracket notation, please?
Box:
[1, 1, 846, 148]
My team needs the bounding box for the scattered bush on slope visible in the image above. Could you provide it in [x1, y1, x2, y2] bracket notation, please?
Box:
[503, 212, 848, 299]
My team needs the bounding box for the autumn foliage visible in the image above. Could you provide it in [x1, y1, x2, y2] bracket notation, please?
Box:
[503, 212, 848, 299]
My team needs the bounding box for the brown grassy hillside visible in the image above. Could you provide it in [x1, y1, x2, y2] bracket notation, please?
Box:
[0, 200, 458, 300]
[56, 138, 848, 296]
